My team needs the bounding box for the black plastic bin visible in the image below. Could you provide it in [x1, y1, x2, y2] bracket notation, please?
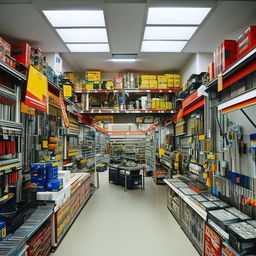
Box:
[108, 164, 120, 184]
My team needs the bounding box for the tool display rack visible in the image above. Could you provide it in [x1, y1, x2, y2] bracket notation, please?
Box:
[110, 136, 146, 163]
[145, 132, 156, 176]
[206, 47, 256, 219]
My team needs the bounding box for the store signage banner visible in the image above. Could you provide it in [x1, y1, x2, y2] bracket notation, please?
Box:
[25, 65, 48, 112]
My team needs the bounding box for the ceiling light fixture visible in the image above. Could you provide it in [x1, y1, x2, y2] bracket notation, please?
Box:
[141, 41, 187, 52]
[147, 7, 211, 25]
[144, 26, 198, 40]
[56, 28, 108, 43]
[111, 59, 137, 62]
[43, 10, 105, 27]
[66, 43, 110, 52]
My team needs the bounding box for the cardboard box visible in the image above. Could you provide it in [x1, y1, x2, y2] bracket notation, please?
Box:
[237, 26, 256, 59]
[166, 102, 172, 110]
[152, 98, 160, 109]
[114, 76, 123, 89]
[174, 74, 181, 80]
[207, 62, 215, 80]
[141, 75, 156, 80]
[140, 80, 149, 89]
[157, 75, 167, 82]
[158, 82, 168, 89]
[174, 79, 181, 87]
[0, 37, 11, 63]
[86, 83, 94, 90]
[214, 40, 236, 75]
[11, 42, 31, 67]
[149, 80, 157, 89]
[86, 71, 101, 82]
[165, 74, 174, 80]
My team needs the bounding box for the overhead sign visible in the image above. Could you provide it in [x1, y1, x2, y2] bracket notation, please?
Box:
[21, 102, 35, 115]
[25, 65, 48, 112]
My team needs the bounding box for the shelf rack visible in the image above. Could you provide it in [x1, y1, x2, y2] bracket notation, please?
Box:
[82, 109, 175, 114]
[76, 89, 180, 94]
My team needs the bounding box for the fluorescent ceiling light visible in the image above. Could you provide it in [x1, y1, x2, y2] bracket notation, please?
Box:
[43, 10, 105, 27]
[147, 7, 211, 25]
[66, 43, 110, 52]
[141, 41, 187, 52]
[144, 26, 198, 40]
[111, 59, 136, 62]
[56, 28, 108, 43]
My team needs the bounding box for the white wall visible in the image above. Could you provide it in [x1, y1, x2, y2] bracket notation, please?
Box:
[180, 53, 213, 85]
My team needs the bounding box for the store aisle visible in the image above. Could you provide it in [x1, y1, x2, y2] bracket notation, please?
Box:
[53, 172, 199, 256]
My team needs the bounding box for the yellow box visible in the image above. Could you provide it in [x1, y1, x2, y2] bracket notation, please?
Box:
[174, 74, 181, 80]
[159, 99, 166, 110]
[149, 80, 157, 89]
[140, 80, 150, 89]
[158, 82, 168, 89]
[148, 75, 156, 80]
[141, 75, 150, 80]
[86, 71, 101, 82]
[174, 79, 181, 87]
[165, 74, 174, 80]
[165, 102, 172, 109]
[86, 83, 94, 90]
[152, 98, 160, 109]
[167, 79, 174, 88]
[106, 81, 114, 90]
[157, 75, 167, 82]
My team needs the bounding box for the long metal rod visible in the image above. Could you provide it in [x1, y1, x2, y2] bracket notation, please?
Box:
[240, 108, 256, 128]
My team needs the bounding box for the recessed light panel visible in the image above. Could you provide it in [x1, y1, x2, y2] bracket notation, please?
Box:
[66, 43, 110, 52]
[141, 41, 187, 52]
[147, 7, 211, 25]
[56, 28, 108, 43]
[144, 26, 198, 40]
[43, 10, 105, 27]
[111, 59, 137, 62]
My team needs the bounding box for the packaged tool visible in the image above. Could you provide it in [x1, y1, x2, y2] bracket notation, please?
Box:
[0, 221, 6, 241]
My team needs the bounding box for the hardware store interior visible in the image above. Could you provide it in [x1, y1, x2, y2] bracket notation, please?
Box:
[1, 0, 256, 255]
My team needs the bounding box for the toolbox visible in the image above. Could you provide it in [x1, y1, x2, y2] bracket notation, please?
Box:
[47, 178, 63, 192]
[227, 221, 256, 255]
[11, 42, 31, 67]
[226, 207, 251, 221]
[237, 26, 256, 59]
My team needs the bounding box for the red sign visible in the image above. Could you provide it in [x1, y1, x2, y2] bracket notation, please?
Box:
[204, 224, 222, 256]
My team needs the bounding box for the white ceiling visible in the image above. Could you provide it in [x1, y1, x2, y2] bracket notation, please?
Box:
[0, 0, 256, 72]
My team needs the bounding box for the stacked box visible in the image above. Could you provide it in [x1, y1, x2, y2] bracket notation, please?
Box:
[0, 37, 11, 63]
[207, 62, 215, 80]
[47, 178, 63, 192]
[214, 40, 237, 75]
[237, 26, 256, 59]
[11, 42, 31, 67]
[157, 75, 167, 89]
[114, 76, 123, 89]
[85, 71, 101, 82]
[46, 160, 58, 180]
[149, 79, 157, 89]
[0, 221, 6, 241]
[173, 74, 181, 88]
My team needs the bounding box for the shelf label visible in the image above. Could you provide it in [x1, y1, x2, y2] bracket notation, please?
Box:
[218, 73, 223, 92]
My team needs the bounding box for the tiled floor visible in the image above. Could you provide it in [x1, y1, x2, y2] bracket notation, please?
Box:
[53, 172, 199, 256]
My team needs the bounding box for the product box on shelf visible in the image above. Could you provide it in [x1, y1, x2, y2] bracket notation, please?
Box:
[5, 55, 16, 69]
[114, 76, 123, 89]
[0, 221, 6, 241]
[167, 79, 174, 88]
[85, 71, 101, 82]
[149, 79, 158, 89]
[47, 178, 63, 192]
[208, 61, 215, 80]
[0, 37, 11, 63]
[237, 26, 256, 59]
[204, 224, 222, 256]
[11, 42, 31, 67]
[140, 80, 150, 89]
[214, 40, 237, 75]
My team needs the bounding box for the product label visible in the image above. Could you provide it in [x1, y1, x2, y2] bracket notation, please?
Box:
[221, 243, 238, 256]
[204, 224, 222, 256]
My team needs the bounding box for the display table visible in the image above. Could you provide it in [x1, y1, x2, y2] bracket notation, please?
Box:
[116, 165, 145, 191]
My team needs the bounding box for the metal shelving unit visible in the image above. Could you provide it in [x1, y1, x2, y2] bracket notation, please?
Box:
[81, 109, 175, 114]
[76, 89, 180, 94]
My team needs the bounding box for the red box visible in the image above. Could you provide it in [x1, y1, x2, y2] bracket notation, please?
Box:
[237, 26, 256, 59]
[204, 224, 222, 256]
[11, 42, 31, 67]
[0, 37, 11, 62]
[207, 61, 215, 80]
[214, 40, 237, 75]
[5, 55, 16, 69]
